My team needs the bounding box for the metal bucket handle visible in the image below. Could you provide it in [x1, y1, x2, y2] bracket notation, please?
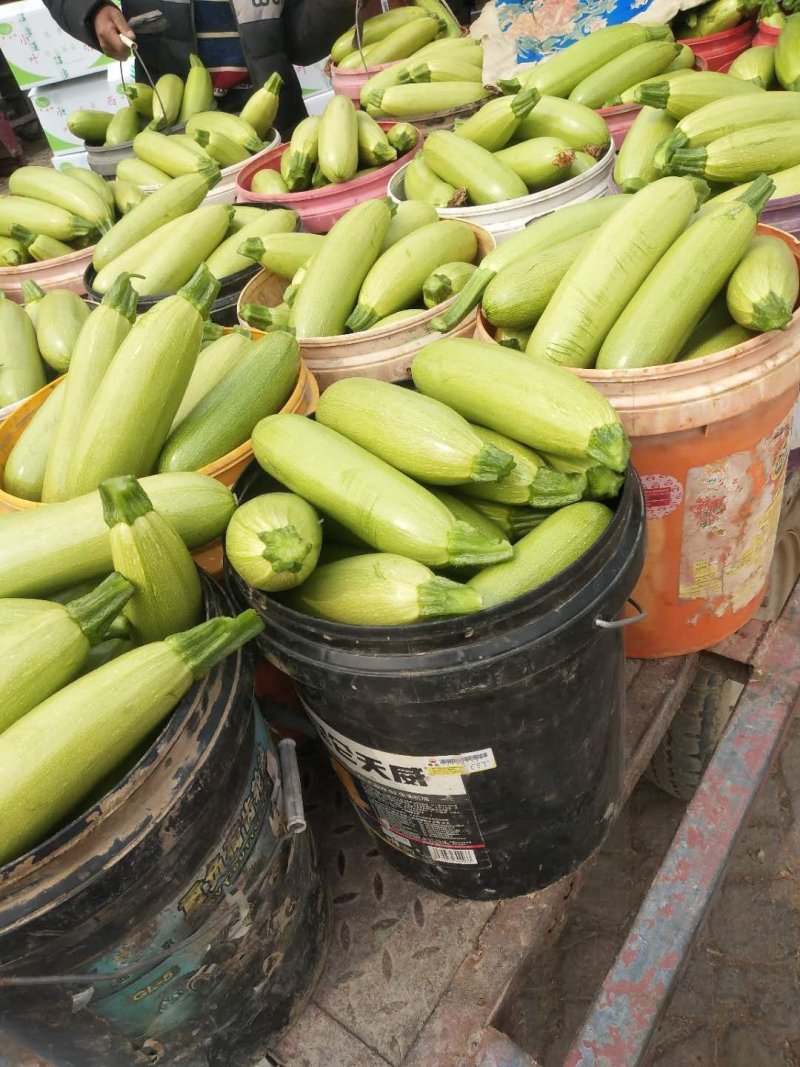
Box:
[595, 596, 647, 630]
[0, 735, 306, 992]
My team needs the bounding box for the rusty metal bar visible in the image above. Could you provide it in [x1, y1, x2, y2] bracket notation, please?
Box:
[562, 580, 800, 1067]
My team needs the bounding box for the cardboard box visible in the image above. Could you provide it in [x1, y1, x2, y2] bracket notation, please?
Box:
[28, 71, 127, 152]
[294, 60, 331, 97]
[303, 90, 333, 117]
[51, 147, 90, 171]
[0, 0, 113, 87]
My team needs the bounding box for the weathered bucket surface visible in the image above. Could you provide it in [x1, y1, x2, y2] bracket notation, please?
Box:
[0, 244, 94, 302]
[236, 222, 493, 390]
[679, 20, 755, 71]
[235, 125, 420, 234]
[0, 579, 331, 1067]
[387, 145, 614, 243]
[227, 464, 646, 901]
[475, 224, 800, 659]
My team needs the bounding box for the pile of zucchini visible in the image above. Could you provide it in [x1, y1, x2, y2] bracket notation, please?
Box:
[238, 197, 484, 334]
[227, 345, 629, 626]
[0, 164, 127, 266]
[333, 0, 462, 73]
[0, 469, 262, 867]
[3, 265, 302, 502]
[253, 96, 420, 196]
[68, 55, 282, 186]
[511, 22, 694, 110]
[478, 175, 798, 368]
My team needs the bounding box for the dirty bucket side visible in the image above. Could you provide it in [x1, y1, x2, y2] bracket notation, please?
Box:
[0, 578, 331, 1067]
[227, 465, 646, 901]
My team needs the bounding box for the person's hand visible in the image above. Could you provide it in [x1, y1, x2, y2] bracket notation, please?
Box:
[93, 5, 135, 59]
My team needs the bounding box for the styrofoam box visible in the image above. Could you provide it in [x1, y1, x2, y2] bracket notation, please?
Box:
[295, 59, 331, 96]
[0, 0, 113, 87]
[51, 147, 90, 171]
[304, 90, 333, 117]
[28, 70, 127, 152]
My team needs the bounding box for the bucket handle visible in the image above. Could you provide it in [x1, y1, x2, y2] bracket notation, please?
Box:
[595, 597, 647, 630]
[0, 737, 307, 992]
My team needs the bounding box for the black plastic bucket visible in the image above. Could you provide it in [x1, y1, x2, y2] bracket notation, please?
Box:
[0, 577, 330, 1065]
[83, 262, 259, 327]
[227, 465, 646, 902]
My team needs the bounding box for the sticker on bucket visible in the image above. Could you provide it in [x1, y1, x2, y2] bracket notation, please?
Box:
[679, 412, 791, 613]
[308, 710, 495, 868]
[640, 474, 684, 520]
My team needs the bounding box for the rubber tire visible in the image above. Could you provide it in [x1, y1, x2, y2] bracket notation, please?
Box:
[647, 666, 744, 802]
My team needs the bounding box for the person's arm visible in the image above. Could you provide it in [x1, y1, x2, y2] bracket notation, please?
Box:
[41, 0, 134, 59]
[282, 0, 358, 66]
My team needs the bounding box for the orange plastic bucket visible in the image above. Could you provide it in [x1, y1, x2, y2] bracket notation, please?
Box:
[474, 224, 800, 658]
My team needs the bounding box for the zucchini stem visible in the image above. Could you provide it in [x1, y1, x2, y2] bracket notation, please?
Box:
[100, 475, 154, 527]
[179, 262, 221, 318]
[346, 303, 380, 332]
[736, 172, 776, 216]
[65, 571, 134, 646]
[447, 520, 513, 567]
[259, 524, 312, 573]
[529, 469, 587, 508]
[430, 266, 495, 333]
[511, 87, 540, 118]
[667, 147, 707, 178]
[101, 271, 139, 322]
[418, 576, 482, 617]
[636, 81, 670, 108]
[166, 610, 264, 679]
[471, 443, 516, 483]
[750, 291, 793, 332]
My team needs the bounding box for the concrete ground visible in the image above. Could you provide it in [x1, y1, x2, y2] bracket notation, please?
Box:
[502, 715, 800, 1067]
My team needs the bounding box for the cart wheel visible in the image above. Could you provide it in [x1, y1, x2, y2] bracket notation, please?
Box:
[647, 666, 744, 801]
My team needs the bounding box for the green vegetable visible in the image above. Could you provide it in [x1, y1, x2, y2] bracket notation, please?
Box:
[403, 152, 465, 207]
[0, 471, 235, 598]
[0, 196, 92, 242]
[568, 41, 680, 109]
[494, 137, 576, 189]
[225, 492, 322, 591]
[170, 330, 253, 431]
[514, 95, 611, 155]
[150, 73, 184, 130]
[104, 106, 141, 146]
[67, 109, 112, 143]
[728, 44, 776, 88]
[158, 331, 300, 471]
[0, 571, 134, 735]
[726, 234, 799, 331]
[100, 475, 202, 641]
[614, 106, 677, 192]
[412, 338, 630, 471]
[0, 292, 46, 406]
[423, 130, 528, 204]
[284, 552, 481, 625]
[468, 501, 614, 608]
[180, 55, 214, 121]
[318, 96, 359, 184]
[381, 199, 439, 252]
[205, 207, 297, 279]
[669, 120, 800, 182]
[9, 166, 111, 230]
[252, 413, 513, 567]
[239, 72, 283, 137]
[454, 89, 540, 151]
[33, 290, 90, 374]
[423, 261, 478, 308]
[238, 232, 324, 278]
[677, 293, 756, 359]
[461, 425, 587, 507]
[0, 609, 262, 866]
[3, 382, 65, 501]
[777, 13, 800, 89]
[636, 71, 763, 119]
[252, 169, 289, 195]
[316, 377, 515, 485]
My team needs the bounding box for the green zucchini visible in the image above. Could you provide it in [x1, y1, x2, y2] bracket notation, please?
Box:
[239, 72, 283, 138]
[109, 179, 146, 216]
[430, 194, 630, 332]
[569, 151, 597, 178]
[403, 152, 465, 207]
[540, 451, 624, 501]
[726, 235, 799, 331]
[356, 110, 397, 166]
[134, 128, 220, 183]
[93, 203, 232, 296]
[21, 280, 45, 328]
[316, 377, 515, 485]
[494, 137, 576, 190]
[569, 41, 680, 109]
[319, 96, 359, 184]
[664, 92, 800, 157]
[776, 11, 800, 90]
[69, 266, 219, 493]
[514, 95, 611, 156]
[150, 73, 184, 130]
[0, 610, 262, 866]
[67, 109, 113, 143]
[468, 501, 614, 607]
[430, 488, 509, 546]
[115, 157, 172, 188]
[423, 130, 528, 205]
[192, 127, 250, 167]
[669, 120, 800, 182]
[100, 475, 202, 641]
[614, 106, 676, 192]
[527, 177, 702, 368]
[240, 303, 291, 330]
[8, 166, 111, 230]
[368, 308, 426, 328]
[170, 330, 253, 431]
[729, 45, 776, 88]
[412, 338, 630, 471]
[346, 218, 477, 331]
[0, 571, 133, 735]
[0, 235, 27, 266]
[33, 290, 90, 374]
[454, 89, 540, 151]
[381, 199, 439, 252]
[636, 71, 763, 119]
[158, 331, 300, 472]
[494, 325, 532, 350]
[283, 552, 482, 626]
[124, 83, 155, 118]
[0, 196, 92, 242]
[180, 55, 214, 122]
[205, 208, 297, 279]
[93, 173, 210, 272]
[0, 293, 46, 406]
[677, 294, 756, 359]
[10, 225, 74, 262]
[62, 166, 114, 215]
[618, 67, 696, 105]
[3, 382, 65, 501]
[0, 471, 235, 598]
[423, 261, 478, 308]
[104, 107, 141, 146]
[252, 413, 514, 568]
[461, 425, 586, 507]
[597, 174, 774, 369]
[676, 0, 746, 37]
[291, 199, 392, 337]
[238, 232, 324, 279]
[252, 169, 289, 195]
[482, 231, 594, 329]
[43, 273, 138, 502]
[225, 492, 322, 591]
[386, 121, 420, 154]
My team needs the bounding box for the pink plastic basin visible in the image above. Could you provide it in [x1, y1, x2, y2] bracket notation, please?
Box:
[753, 20, 782, 46]
[235, 122, 421, 234]
[679, 20, 755, 72]
[596, 102, 642, 151]
[330, 59, 397, 106]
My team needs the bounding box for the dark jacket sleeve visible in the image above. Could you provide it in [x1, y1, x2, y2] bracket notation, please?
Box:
[41, 0, 107, 50]
[282, 0, 356, 65]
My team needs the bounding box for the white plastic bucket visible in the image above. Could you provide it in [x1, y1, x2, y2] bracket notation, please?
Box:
[387, 144, 615, 241]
